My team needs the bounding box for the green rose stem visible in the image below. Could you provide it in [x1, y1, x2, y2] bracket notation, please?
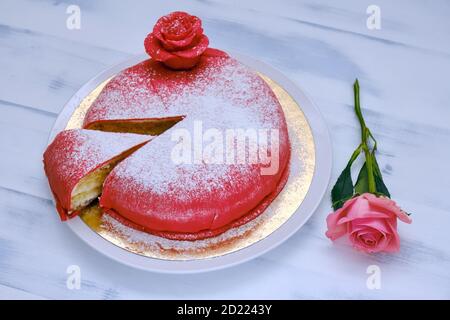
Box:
[353, 79, 376, 194]
[331, 79, 391, 210]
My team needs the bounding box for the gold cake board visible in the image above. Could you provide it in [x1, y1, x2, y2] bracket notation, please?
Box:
[64, 70, 315, 260]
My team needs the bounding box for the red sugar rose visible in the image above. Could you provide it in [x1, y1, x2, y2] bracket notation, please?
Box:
[144, 11, 210, 70]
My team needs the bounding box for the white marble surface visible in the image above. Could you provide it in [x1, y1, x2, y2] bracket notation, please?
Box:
[0, 0, 449, 299]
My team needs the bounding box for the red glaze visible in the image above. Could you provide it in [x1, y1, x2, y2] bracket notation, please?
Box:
[83, 50, 228, 129]
[103, 159, 290, 241]
[43, 129, 152, 220]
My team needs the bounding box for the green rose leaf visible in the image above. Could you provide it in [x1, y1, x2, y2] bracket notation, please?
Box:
[331, 164, 354, 210]
[372, 156, 391, 198]
[355, 158, 391, 198]
[354, 162, 369, 195]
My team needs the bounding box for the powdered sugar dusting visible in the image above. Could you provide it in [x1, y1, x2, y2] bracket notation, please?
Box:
[55, 129, 150, 172]
[109, 56, 287, 195]
[84, 61, 182, 125]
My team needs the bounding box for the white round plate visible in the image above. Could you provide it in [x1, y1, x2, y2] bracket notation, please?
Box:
[48, 53, 332, 273]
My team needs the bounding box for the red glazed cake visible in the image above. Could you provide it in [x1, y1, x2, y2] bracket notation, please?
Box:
[43, 129, 152, 220]
[95, 55, 291, 240]
[44, 12, 291, 241]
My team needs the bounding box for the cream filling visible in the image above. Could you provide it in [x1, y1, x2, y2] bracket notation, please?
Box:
[70, 161, 119, 211]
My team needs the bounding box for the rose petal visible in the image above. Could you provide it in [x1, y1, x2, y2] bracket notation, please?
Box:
[153, 27, 165, 43]
[172, 35, 209, 59]
[364, 193, 412, 224]
[338, 210, 392, 224]
[350, 228, 385, 253]
[349, 232, 373, 252]
[359, 232, 378, 246]
[349, 217, 394, 235]
[376, 233, 395, 252]
[325, 196, 362, 240]
[158, 12, 201, 41]
[325, 211, 347, 240]
[162, 29, 199, 51]
[144, 34, 177, 62]
[329, 196, 360, 225]
[338, 195, 371, 222]
[325, 224, 347, 240]
[383, 221, 401, 252]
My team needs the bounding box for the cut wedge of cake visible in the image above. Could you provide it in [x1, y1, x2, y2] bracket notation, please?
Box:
[43, 129, 153, 220]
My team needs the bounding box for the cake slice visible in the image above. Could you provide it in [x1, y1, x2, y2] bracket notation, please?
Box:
[43, 129, 152, 220]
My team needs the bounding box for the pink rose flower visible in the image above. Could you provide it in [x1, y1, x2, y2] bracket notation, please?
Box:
[326, 193, 412, 253]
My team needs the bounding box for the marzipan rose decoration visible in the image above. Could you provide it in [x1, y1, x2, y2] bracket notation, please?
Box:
[326, 80, 411, 253]
[145, 11, 210, 70]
